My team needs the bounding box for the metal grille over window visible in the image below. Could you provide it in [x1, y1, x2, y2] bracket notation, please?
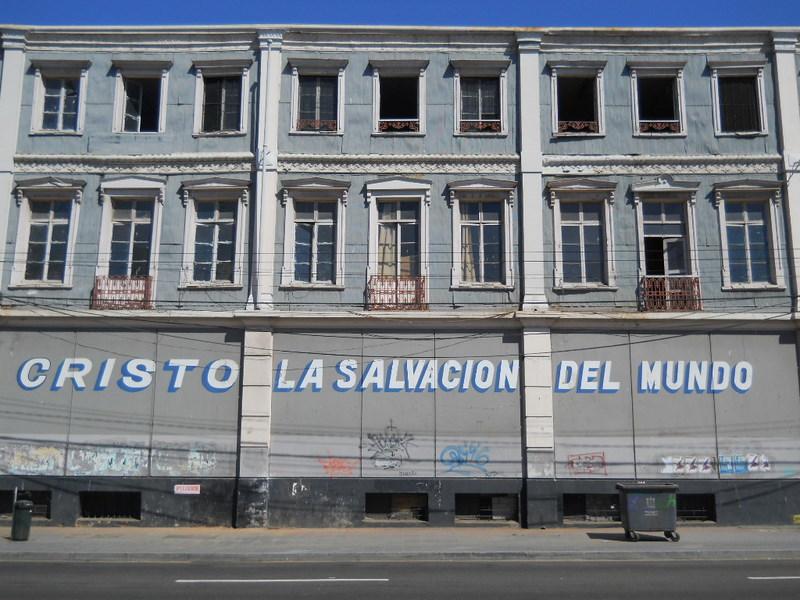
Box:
[42, 78, 79, 131]
[561, 201, 605, 284]
[123, 78, 161, 133]
[726, 201, 771, 284]
[637, 77, 680, 133]
[557, 76, 598, 134]
[294, 201, 336, 283]
[460, 77, 501, 133]
[25, 200, 71, 282]
[297, 76, 338, 132]
[718, 76, 761, 133]
[202, 76, 242, 133]
[460, 200, 503, 283]
[379, 77, 420, 132]
[193, 200, 237, 282]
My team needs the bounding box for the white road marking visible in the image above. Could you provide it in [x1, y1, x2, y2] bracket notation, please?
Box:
[747, 576, 800, 580]
[176, 578, 389, 583]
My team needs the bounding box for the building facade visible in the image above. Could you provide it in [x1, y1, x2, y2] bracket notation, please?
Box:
[0, 24, 799, 527]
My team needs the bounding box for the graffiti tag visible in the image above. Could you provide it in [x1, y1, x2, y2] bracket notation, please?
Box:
[439, 442, 491, 476]
[567, 452, 607, 475]
[367, 421, 414, 470]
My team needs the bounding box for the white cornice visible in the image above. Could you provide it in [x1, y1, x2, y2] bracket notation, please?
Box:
[15, 152, 255, 175]
[541, 31, 772, 55]
[278, 153, 519, 175]
[543, 154, 781, 175]
[21, 30, 259, 53]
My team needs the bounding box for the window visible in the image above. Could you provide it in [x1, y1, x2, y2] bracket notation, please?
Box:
[294, 201, 336, 283]
[642, 201, 688, 276]
[371, 60, 428, 135]
[548, 179, 616, 289]
[123, 80, 160, 132]
[180, 178, 249, 288]
[709, 61, 767, 135]
[549, 62, 605, 136]
[112, 61, 171, 133]
[192, 60, 250, 135]
[378, 200, 420, 277]
[451, 59, 509, 136]
[10, 178, 84, 288]
[714, 181, 785, 289]
[629, 62, 686, 136]
[289, 59, 347, 135]
[30, 60, 90, 134]
[460, 201, 502, 283]
[109, 200, 153, 277]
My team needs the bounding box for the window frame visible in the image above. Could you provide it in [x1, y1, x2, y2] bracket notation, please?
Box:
[288, 58, 347, 135]
[714, 180, 785, 290]
[111, 60, 171, 134]
[548, 179, 617, 290]
[628, 61, 687, 137]
[450, 59, 509, 137]
[447, 179, 515, 289]
[30, 60, 90, 136]
[179, 178, 249, 289]
[370, 59, 428, 136]
[280, 178, 349, 289]
[192, 60, 251, 137]
[709, 60, 768, 137]
[548, 60, 606, 138]
[10, 177, 85, 289]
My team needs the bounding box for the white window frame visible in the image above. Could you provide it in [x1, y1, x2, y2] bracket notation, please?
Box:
[450, 59, 509, 137]
[289, 58, 347, 135]
[180, 178, 249, 288]
[714, 180, 785, 290]
[447, 179, 515, 289]
[548, 60, 606, 138]
[111, 60, 171, 134]
[192, 59, 251, 136]
[280, 178, 349, 289]
[10, 177, 84, 288]
[30, 60, 90, 135]
[632, 177, 701, 279]
[370, 59, 428, 136]
[709, 60, 768, 137]
[365, 177, 431, 294]
[628, 61, 687, 137]
[97, 177, 166, 293]
[548, 179, 617, 289]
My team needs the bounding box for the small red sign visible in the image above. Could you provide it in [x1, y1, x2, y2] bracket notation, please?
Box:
[173, 484, 201, 495]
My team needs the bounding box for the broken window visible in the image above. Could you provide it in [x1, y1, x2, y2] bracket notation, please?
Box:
[365, 493, 428, 521]
[643, 201, 688, 276]
[79, 491, 141, 520]
[379, 77, 419, 132]
[637, 76, 680, 134]
[41, 78, 79, 131]
[460, 77, 501, 133]
[297, 76, 337, 132]
[556, 76, 598, 134]
[718, 75, 761, 133]
[202, 75, 242, 133]
[123, 78, 161, 132]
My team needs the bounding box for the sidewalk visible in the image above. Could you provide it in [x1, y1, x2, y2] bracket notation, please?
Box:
[2, 524, 800, 562]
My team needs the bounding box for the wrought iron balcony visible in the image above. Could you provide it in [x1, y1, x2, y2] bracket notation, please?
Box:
[367, 275, 427, 311]
[378, 119, 420, 133]
[91, 275, 154, 310]
[639, 119, 681, 134]
[296, 118, 337, 132]
[639, 276, 702, 312]
[558, 120, 599, 134]
[459, 119, 501, 133]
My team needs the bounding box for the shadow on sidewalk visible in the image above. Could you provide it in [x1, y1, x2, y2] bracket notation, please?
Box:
[586, 532, 669, 543]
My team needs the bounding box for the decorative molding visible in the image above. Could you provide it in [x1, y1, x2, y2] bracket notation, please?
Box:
[279, 153, 519, 175]
[15, 152, 255, 175]
[543, 154, 781, 175]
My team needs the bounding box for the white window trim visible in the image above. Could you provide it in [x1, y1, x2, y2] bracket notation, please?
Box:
[447, 179, 515, 289]
[450, 59, 509, 137]
[548, 179, 617, 289]
[365, 177, 431, 293]
[10, 177, 84, 288]
[30, 60, 90, 135]
[370, 59, 428, 136]
[709, 60, 769, 137]
[548, 60, 606, 138]
[288, 58, 347, 135]
[628, 61, 687, 137]
[111, 60, 171, 134]
[632, 177, 701, 278]
[179, 178, 249, 289]
[97, 177, 166, 296]
[279, 178, 349, 289]
[192, 59, 251, 137]
[713, 180, 785, 290]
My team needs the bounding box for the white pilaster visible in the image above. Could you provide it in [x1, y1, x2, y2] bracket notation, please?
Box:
[253, 31, 283, 308]
[772, 33, 800, 310]
[238, 330, 273, 478]
[517, 34, 548, 310]
[0, 30, 26, 283]
[521, 327, 555, 478]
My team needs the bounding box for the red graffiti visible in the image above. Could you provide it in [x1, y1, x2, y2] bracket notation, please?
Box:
[318, 456, 357, 477]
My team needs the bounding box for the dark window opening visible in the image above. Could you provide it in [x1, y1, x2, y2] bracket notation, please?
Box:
[123, 78, 161, 133]
[677, 494, 716, 522]
[202, 76, 242, 133]
[297, 75, 338, 132]
[563, 494, 620, 522]
[638, 77, 680, 133]
[557, 76, 598, 134]
[379, 77, 419, 132]
[719, 76, 760, 133]
[0, 490, 52, 519]
[365, 493, 428, 521]
[455, 494, 518, 522]
[79, 491, 141, 519]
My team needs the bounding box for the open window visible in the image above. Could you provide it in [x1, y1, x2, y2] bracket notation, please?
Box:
[709, 60, 768, 136]
[629, 61, 686, 135]
[549, 61, 606, 136]
[370, 59, 428, 135]
[112, 61, 171, 133]
[289, 59, 347, 134]
[451, 59, 509, 135]
[192, 60, 251, 135]
[30, 60, 90, 135]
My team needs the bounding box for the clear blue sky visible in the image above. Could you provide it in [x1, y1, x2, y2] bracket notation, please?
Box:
[2, 0, 799, 27]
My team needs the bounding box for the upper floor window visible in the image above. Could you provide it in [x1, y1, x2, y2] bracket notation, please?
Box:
[549, 61, 606, 137]
[112, 61, 171, 133]
[370, 60, 428, 135]
[109, 199, 154, 277]
[378, 200, 420, 277]
[192, 60, 251, 136]
[30, 60, 90, 135]
[709, 61, 768, 136]
[289, 59, 347, 134]
[294, 201, 336, 283]
[451, 59, 510, 136]
[629, 62, 686, 136]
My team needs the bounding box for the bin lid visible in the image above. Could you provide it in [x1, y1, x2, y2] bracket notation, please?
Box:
[14, 500, 34, 508]
[616, 483, 678, 492]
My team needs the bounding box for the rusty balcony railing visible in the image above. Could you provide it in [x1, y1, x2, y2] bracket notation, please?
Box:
[558, 120, 599, 134]
[639, 275, 702, 312]
[91, 275, 154, 310]
[296, 118, 337, 132]
[378, 119, 420, 133]
[459, 119, 502, 133]
[367, 275, 427, 310]
[639, 119, 681, 134]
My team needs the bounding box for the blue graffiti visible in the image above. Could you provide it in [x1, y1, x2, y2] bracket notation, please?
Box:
[439, 442, 490, 475]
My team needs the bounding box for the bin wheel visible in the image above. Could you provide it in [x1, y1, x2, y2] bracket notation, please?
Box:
[625, 530, 639, 542]
[665, 531, 680, 542]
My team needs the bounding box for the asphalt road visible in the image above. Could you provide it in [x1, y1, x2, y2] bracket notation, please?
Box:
[1, 559, 799, 599]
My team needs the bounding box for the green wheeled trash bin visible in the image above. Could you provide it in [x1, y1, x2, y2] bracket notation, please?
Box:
[11, 499, 34, 541]
[616, 482, 679, 542]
